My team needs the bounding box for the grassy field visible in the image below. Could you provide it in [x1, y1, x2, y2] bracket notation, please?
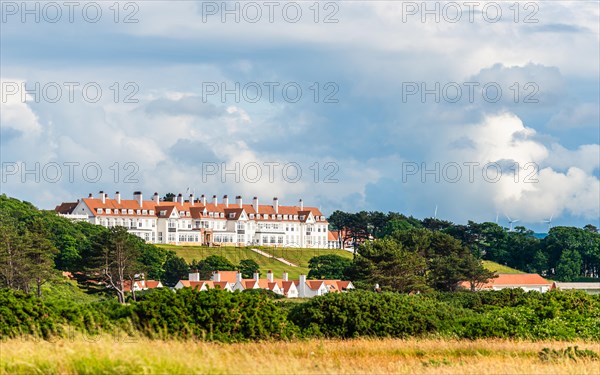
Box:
[2, 337, 598, 374]
[158, 245, 309, 279]
[257, 246, 354, 267]
[482, 260, 524, 274]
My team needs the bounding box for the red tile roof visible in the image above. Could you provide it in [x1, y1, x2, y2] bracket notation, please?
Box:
[78, 196, 327, 222]
[460, 273, 551, 289]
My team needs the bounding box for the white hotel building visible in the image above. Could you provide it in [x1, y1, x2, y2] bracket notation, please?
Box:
[56, 191, 336, 249]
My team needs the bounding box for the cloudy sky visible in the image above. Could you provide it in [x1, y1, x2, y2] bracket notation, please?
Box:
[1, 0, 599, 231]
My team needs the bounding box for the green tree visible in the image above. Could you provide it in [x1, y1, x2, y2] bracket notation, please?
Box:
[162, 193, 176, 202]
[89, 227, 143, 303]
[307, 254, 352, 280]
[556, 249, 583, 281]
[346, 238, 429, 292]
[26, 218, 59, 297]
[54, 234, 81, 271]
[238, 259, 260, 279]
[162, 255, 189, 287]
[192, 255, 236, 280]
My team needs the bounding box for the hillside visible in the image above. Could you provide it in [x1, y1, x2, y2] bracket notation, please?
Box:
[257, 246, 354, 268]
[482, 260, 524, 274]
[157, 245, 309, 279]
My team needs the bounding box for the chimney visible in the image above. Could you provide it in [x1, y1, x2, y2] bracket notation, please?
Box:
[299, 198, 303, 210]
[212, 271, 220, 282]
[99, 191, 105, 204]
[177, 193, 184, 205]
[236, 271, 242, 283]
[189, 194, 194, 206]
[267, 270, 273, 283]
[252, 197, 259, 213]
[189, 272, 200, 282]
[253, 271, 260, 281]
[133, 191, 143, 207]
[273, 197, 279, 213]
[201, 194, 206, 206]
[236, 195, 242, 208]
[88, 193, 93, 198]
[298, 274, 307, 297]
[213, 195, 218, 206]
[223, 195, 229, 208]
[115, 191, 121, 204]
[153, 192, 159, 204]
[282, 272, 288, 282]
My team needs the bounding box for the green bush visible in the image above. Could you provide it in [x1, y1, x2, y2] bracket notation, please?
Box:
[288, 291, 470, 338]
[131, 288, 296, 341]
[2, 287, 599, 342]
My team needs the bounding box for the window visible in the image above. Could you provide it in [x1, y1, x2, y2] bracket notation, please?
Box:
[136, 210, 141, 215]
[249, 214, 254, 219]
[97, 208, 103, 214]
[149, 210, 154, 215]
[142, 210, 147, 215]
[105, 208, 111, 214]
[128, 209, 133, 214]
[220, 213, 224, 218]
[229, 213, 235, 219]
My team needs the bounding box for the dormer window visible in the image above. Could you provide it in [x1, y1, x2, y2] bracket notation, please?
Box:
[106, 208, 111, 214]
[271, 214, 275, 219]
[229, 213, 235, 219]
[149, 210, 154, 215]
[142, 210, 147, 215]
[97, 208, 103, 214]
[136, 210, 141, 215]
[128, 209, 133, 214]
[220, 213, 224, 218]
[294, 215, 298, 220]
[249, 214, 254, 219]
[209, 212, 214, 217]
[159, 210, 166, 216]
[284, 215, 288, 220]
[300, 215, 305, 220]
[121, 209, 127, 214]
[277, 214, 282, 220]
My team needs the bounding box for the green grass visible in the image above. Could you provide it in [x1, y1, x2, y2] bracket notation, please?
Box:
[256, 246, 354, 268]
[482, 260, 524, 274]
[157, 245, 309, 279]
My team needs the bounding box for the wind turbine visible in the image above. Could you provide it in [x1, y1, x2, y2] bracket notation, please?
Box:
[506, 214, 519, 231]
[542, 214, 553, 232]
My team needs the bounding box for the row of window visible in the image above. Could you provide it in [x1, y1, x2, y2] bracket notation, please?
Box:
[97, 208, 155, 216]
[98, 218, 156, 228]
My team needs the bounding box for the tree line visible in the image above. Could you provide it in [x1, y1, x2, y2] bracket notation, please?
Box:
[328, 210, 600, 281]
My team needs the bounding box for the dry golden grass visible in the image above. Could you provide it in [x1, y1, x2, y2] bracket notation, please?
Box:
[1, 337, 599, 374]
